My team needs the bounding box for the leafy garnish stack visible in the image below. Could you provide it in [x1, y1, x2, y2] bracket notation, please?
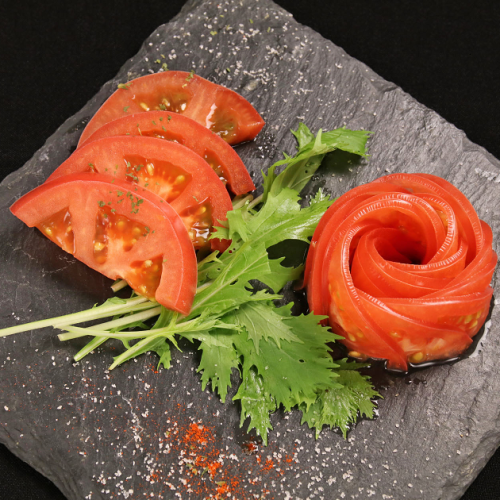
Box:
[1, 124, 378, 444]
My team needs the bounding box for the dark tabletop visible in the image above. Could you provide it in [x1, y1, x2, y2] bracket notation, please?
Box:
[0, 1, 499, 498]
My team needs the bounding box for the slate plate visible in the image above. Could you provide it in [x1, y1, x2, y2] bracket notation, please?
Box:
[0, 0, 499, 499]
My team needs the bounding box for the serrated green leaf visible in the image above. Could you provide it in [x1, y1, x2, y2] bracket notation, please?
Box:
[226, 208, 250, 242]
[291, 122, 315, 149]
[198, 329, 239, 403]
[262, 124, 371, 203]
[260, 257, 304, 293]
[224, 302, 301, 353]
[232, 314, 338, 412]
[244, 189, 332, 248]
[300, 370, 380, 438]
[277, 305, 343, 346]
[154, 340, 172, 370]
[233, 367, 275, 445]
[190, 281, 281, 320]
[197, 251, 223, 285]
[197, 252, 231, 284]
[321, 127, 372, 157]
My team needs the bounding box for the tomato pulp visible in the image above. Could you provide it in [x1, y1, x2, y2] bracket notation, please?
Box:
[78, 71, 265, 146]
[78, 111, 255, 195]
[47, 136, 233, 252]
[11, 174, 198, 315]
[305, 173, 497, 371]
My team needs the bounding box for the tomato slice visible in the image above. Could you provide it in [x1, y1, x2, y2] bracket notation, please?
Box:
[47, 136, 233, 252]
[305, 173, 497, 371]
[78, 71, 265, 146]
[78, 111, 255, 195]
[10, 174, 197, 315]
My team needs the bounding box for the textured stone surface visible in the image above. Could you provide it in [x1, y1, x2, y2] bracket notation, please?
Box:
[0, 0, 499, 499]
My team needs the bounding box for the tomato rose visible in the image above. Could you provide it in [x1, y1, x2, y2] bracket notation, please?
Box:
[305, 173, 497, 371]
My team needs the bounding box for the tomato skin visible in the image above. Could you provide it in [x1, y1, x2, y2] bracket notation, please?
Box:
[78, 71, 265, 146]
[78, 111, 255, 195]
[11, 174, 197, 315]
[305, 173, 497, 371]
[47, 136, 233, 252]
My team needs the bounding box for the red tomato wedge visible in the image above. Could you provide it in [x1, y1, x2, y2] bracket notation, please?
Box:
[78, 111, 255, 195]
[47, 136, 233, 252]
[10, 174, 197, 315]
[305, 173, 497, 371]
[78, 71, 265, 146]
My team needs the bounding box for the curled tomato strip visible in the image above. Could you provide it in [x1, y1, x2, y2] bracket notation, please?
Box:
[305, 173, 497, 371]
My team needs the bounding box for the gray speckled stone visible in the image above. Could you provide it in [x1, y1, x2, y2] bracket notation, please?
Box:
[0, 0, 499, 499]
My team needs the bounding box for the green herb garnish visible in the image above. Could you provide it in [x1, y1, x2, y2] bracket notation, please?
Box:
[0, 125, 376, 444]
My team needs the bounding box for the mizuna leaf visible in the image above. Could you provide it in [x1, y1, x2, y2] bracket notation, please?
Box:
[197, 329, 239, 403]
[262, 123, 371, 203]
[232, 315, 338, 412]
[224, 302, 301, 353]
[259, 257, 304, 294]
[233, 367, 276, 445]
[300, 370, 380, 438]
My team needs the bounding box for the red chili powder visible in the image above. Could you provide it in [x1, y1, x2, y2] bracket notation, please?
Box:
[158, 416, 298, 499]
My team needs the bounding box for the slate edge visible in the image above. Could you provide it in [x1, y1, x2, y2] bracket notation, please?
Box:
[0, 0, 499, 499]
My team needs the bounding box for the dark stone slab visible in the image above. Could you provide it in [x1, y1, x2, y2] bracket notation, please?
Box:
[0, 1, 499, 499]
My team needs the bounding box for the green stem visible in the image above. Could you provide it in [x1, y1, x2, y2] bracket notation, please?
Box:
[196, 281, 213, 293]
[74, 336, 108, 362]
[57, 306, 162, 341]
[247, 193, 263, 210]
[60, 326, 163, 340]
[109, 333, 165, 370]
[197, 251, 220, 267]
[111, 279, 128, 292]
[60, 316, 237, 341]
[232, 194, 254, 210]
[0, 296, 151, 337]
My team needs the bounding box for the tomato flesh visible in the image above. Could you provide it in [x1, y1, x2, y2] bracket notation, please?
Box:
[127, 255, 164, 299]
[38, 208, 74, 254]
[11, 174, 197, 315]
[78, 72, 265, 147]
[47, 136, 233, 252]
[93, 206, 153, 262]
[305, 173, 497, 371]
[78, 111, 255, 195]
[122, 154, 192, 204]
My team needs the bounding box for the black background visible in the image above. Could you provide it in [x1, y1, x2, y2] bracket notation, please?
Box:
[1, 1, 499, 498]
